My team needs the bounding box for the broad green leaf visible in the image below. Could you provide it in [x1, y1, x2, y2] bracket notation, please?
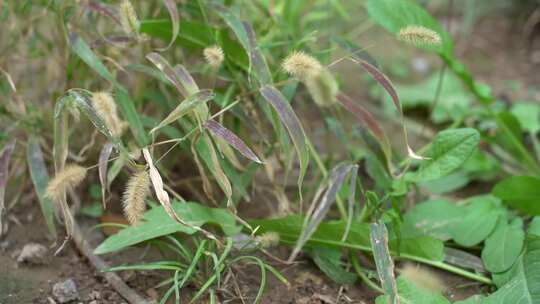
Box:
[140, 19, 214, 49]
[27, 138, 56, 237]
[365, 0, 453, 57]
[411, 128, 480, 182]
[308, 247, 357, 285]
[94, 201, 241, 254]
[482, 218, 525, 273]
[511, 102, 540, 134]
[371, 221, 399, 304]
[402, 199, 464, 241]
[250, 215, 444, 262]
[528, 217, 540, 237]
[495, 111, 524, 158]
[483, 236, 540, 304]
[420, 172, 470, 194]
[375, 276, 450, 304]
[449, 195, 501, 247]
[493, 176, 540, 216]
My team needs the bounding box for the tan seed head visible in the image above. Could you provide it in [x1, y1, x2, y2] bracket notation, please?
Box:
[122, 170, 150, 225]
[400, 263, 445, 293]
[398, 25, 442, 46]
[255, 231, 280, 248]
[119, 0, 140, 35]
[203, 45, 225, 68]
[282, 51, 323, 80]
[46, 164, 87, 203]
[92, 91, 126, 137]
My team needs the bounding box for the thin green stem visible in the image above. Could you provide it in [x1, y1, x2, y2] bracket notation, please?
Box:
[350, 252, 384, 294]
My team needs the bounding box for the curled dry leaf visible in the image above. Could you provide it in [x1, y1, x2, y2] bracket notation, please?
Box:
[98, 142, 114, 208]
[142, 148, 218, 242]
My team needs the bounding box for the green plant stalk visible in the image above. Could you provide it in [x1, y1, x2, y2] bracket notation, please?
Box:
[350, 252, 384, 294]
[279, 236, 493, 285]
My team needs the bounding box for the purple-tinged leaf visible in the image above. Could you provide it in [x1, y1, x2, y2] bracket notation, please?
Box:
[150, 90, 214, 134]
[87, 1, 121, 25]
[146, 52, 187, 97]
[260, 85, 309, 191]
[98, 142, 114, 208]
[174, 64, 199, 96]
[352, 59, 425, 160]
[370, 221, 399, 304]
[205, 120, 262, 164]
[158, 0, 180, 51]
[354, 59, 401, 113]
[242, 22, 272, 85]
[336, 93, 391, 161]
[289, 163, 355, 262]
[0, 140, 15, 236]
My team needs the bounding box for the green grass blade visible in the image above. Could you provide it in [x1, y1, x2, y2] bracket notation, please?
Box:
[26, 138, 57, 237]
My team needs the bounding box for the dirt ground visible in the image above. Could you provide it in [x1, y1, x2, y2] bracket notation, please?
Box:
[2, 10, 539, 304]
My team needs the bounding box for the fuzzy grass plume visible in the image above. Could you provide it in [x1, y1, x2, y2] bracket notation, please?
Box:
[122, 170, 150, 225]
[282, 51, 323, 80]
[400, 263, 445, 293]
[282, 51, 338, 107]
[398, 25, 442, 46]
[204, 45, 225, 68]
[255, 231, 280, 248]
[119, 0, 140, 36]
[45, 164, 87, 203]
[92, 91, 126, 137]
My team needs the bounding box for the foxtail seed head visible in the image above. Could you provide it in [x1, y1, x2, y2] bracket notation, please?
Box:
[203, 45, 225, 68]
[45, 164, 87, 203]
[398, 25, 442, 46]
[92, 91, 127, 137]
[255, 231, 280, 248]
[119, 0, 140, 36]
[400, 263, 445, 293]
[122, 170, 150, 225]
[282, 51, 323, 80]
[305, 68, 339, 107]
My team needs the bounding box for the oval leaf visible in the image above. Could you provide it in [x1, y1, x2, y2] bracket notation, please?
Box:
[411, 128, 480, 182]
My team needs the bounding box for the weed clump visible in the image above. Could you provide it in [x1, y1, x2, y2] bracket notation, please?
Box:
[45, 165, 87, 203]
[122, 170, 150, 225]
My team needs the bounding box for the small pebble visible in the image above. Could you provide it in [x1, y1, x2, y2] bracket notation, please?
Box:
[52, 279, 79, 303]
[17, 243, 48, 265]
